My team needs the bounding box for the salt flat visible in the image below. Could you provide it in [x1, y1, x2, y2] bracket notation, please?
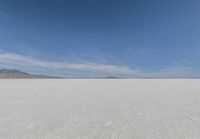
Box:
[0, 79, 200, 139]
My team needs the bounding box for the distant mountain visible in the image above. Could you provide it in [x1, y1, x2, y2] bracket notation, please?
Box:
[0, 69, 62, 79]
[104, 76, 121, 79]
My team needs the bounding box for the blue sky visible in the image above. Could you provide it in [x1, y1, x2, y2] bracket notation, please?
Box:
[0, 0, 200, 78]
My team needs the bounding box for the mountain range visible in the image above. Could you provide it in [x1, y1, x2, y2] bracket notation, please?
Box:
[0, 69, 62, 79]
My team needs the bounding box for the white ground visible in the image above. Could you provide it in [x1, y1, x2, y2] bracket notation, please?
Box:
[0, 79, 200, 139]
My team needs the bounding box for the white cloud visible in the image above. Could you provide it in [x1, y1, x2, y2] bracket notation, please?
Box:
[0, 51, 189, 77]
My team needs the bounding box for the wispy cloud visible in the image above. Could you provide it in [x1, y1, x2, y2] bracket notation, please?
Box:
[0, 51, 189, 78]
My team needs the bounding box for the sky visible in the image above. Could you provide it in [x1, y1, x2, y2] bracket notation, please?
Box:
[0, 0, 200, 78]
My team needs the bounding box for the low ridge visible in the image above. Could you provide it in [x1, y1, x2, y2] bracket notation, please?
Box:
[0, 69, 62, 79]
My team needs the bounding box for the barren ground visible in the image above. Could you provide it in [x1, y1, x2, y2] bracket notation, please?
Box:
[0, 79, 200, 139]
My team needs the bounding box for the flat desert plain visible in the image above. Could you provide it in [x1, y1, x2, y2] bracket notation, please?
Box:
[0, 79, 200, 139]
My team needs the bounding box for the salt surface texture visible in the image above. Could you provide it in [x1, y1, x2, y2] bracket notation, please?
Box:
[0, 79, 200, 139]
